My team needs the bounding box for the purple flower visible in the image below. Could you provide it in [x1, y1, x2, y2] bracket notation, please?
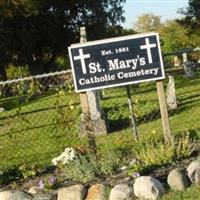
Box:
[49, 175, 56, 185]
[37, 180, 44, 190]
[132, 172, 141, 178]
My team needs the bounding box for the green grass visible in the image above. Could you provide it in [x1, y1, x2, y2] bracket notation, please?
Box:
[0, 70, 200, 184]
[162, 185, 200, 200]
[0, 89, 81, 171]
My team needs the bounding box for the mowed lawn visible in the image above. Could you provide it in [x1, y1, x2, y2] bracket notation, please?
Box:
[0, 70, 200, 173]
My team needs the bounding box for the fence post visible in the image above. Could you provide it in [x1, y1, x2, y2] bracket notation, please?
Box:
[156, 81, 172, 143]
[126, 86, 139, 141]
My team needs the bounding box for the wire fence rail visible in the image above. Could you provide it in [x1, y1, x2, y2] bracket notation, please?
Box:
[0, 50, 200, 174]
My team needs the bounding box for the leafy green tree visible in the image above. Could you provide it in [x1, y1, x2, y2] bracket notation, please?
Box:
[177, 0, 200, 47]
[180, 0, 200, 28]
[0, 0, 126, 79]
[158, 20, 190, 52]
[134, 13, 162, 33]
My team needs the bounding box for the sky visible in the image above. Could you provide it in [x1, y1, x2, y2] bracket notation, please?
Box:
[122, 0, 189, 29]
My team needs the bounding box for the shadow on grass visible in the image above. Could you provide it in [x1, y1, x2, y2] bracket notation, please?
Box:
[0, 121, 70, 138]
[173, 127, 200, 140]
[101, 85, 156, 100]
[108, 117, 130, 132]
[168, 99, 200, 117]
[106, 109, 161, 133]
[0, 164, 55, 186]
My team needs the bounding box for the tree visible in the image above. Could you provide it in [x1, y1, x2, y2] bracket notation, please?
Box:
[177, 0, 200, 47]
[0, 0, 126, 79]
[178, 0, 200, 31]
[133, 13, 162, 33]
[158, 20, 191, 52]
[180, 0, 200, 21]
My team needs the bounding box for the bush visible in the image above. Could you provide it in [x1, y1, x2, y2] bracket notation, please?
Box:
[129, 134, 196, 174]
[6, 64, 30, 79]
[56, 147, 122, 183]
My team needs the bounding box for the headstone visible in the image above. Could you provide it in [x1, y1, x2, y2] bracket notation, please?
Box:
[186, 160, 200, 184]
[86, 184, 106, 200]
[174, 56, 181, 67]
[166, 75, 177, 110]
[57, 184, 86, 200]
[79, 27, 108, 137]
[87, 90, 101, 120]
[167, 169, 190, 190]
[183, 53, 195, 78]
[183, 61, 195, 78]
[109, 184, 133, 200]
[133, 176, 165, 200]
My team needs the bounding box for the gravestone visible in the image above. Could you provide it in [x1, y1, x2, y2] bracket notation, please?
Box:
[173, 56, 181, 67]
[79, 27, 108, 137]
[166, 75, 177, 110]
[183, 61, 195, 78]
[183, 53, 195, 78]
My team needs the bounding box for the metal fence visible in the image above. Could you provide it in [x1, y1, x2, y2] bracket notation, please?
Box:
[0, 70, 80, 171]
[0, 50, 200, 173]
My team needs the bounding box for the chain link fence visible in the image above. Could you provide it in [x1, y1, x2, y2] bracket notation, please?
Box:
[0, 71, 81, 172]
[0, 50, 200, 176]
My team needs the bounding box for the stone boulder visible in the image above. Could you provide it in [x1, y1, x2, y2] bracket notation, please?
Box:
[28, 187, 38, 195]
[167, 169, 190, 190]
[109, 184, 133, 200]
[57, 184, 86, 200]
[0, 190, 32, 200]
[0, 107, 5, 112]
[86, 184, 106, 200]
[133, 176, 165, 200]
[187, 160, 200, 184]
[32, 193, 57, 200]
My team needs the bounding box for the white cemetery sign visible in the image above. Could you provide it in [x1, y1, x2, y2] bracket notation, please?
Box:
[68, 32, 165, 92]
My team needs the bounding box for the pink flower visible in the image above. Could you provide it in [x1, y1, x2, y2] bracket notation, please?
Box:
[49, 175, 56, 185]
[37, 180, 44, 190]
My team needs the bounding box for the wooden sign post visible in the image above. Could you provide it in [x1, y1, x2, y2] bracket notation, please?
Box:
[156, 81, 172, 143]
[79, 27, 90, 116]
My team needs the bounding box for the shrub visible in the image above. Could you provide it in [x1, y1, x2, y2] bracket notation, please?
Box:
[56, 146, 122, 183]
[129, 134, 196, 174]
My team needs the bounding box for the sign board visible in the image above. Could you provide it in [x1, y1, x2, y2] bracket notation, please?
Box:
[68, 32, 165, 92]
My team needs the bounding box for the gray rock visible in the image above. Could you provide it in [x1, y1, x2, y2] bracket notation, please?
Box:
[109, 184, 133, 200]
[0, 107, 5, 112]
[57, 184, 86, 200]
[119, 166, 127, 171]
[167, 169, 190, 190]
[0, 190, 32, 200]
[187, 160, 200, 184]
[86, 184, 106, 200]
[28, 187, 38, 195]
[32, 193, 57, 200]
[133, 176, 165, 200]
